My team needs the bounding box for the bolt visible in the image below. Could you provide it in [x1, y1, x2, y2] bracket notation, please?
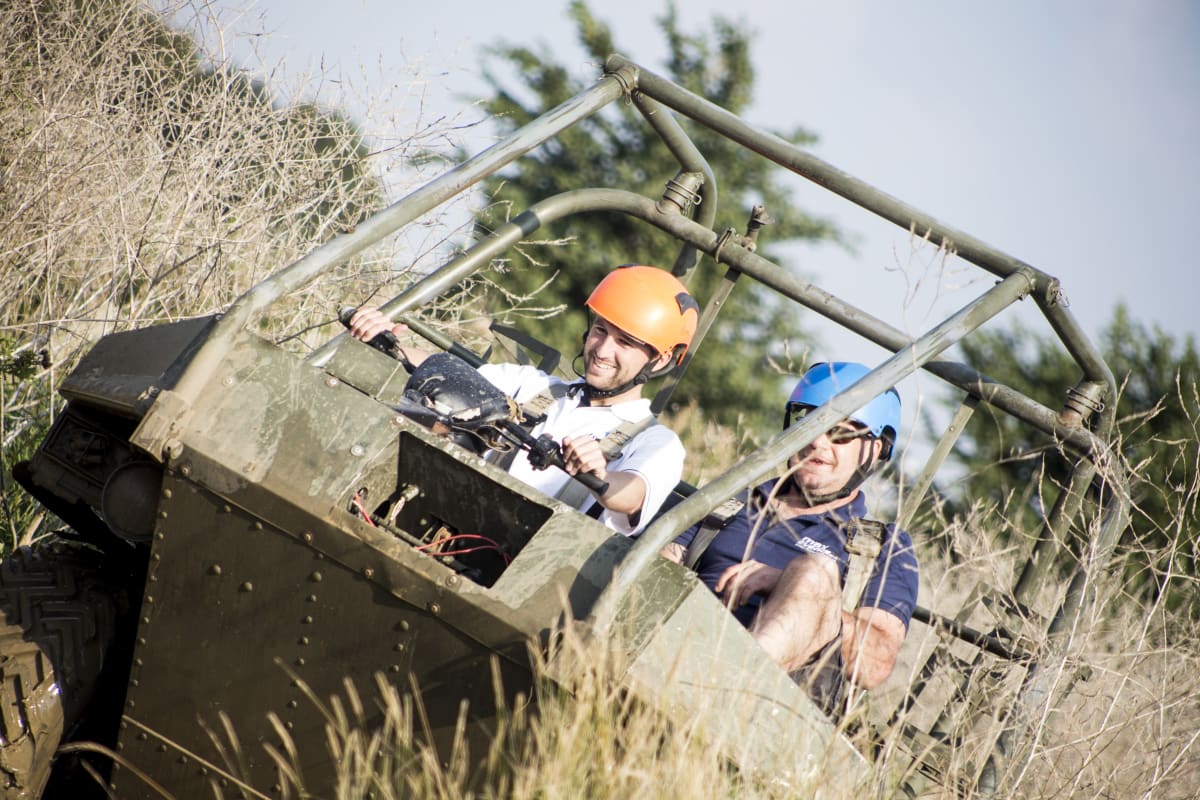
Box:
[363, 567, 375, 579]
[325, 376, 339, 388]
[222, 376, 234, 387]
[429, 603, 441, 616]
[180, 464, 191, 477]
[351, 444, 365, 457]
[302, 531, 314, 543]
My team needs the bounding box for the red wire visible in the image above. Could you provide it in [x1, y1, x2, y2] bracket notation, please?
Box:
[352, 492, 377, 527]
[416, 534, 511, 564]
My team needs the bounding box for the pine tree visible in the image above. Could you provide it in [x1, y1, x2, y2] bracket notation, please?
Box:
[944, 305, 1200, 613]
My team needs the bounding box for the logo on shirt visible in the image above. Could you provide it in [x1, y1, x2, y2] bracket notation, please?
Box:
[794, 536, 834, 558]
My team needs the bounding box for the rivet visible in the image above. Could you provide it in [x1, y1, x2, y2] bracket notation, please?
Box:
[254, 521, 263, 531]
[223, 504, 232, 513]
[302, 531, 314, 543]
[310, 571, 323, 582]
[392, 415, 405, 427]
[389, 664, 401, 673]
[363, 567, 374, 579]
[141, 616, 151, 625]
[306, 594, 318, 603]
[145, 595, 153, 604]
[428, 603, 441, 615]
[158, 510, 168, 519]
[120, 721, 128, 729]
[135, 658, 143, 667]
[178, 756, 187, 764]
[272, 784, 281, 794]
[149, 575, 158, 582]
[295, 657, 306, 666]
[130, 679, 140, 687]
[152, 553, 160, 561]
[209, 564, 223, 576]
[180, 464, 191, 477]
[240, 581, 254, 592]
[326, 376, 339, 388]
[394, 643, 406, 652]
[285, 721, 294, 730]
[138, 638, 147, 646]
[351, 444, 365, 457]
[446, 575, 460, 587]
[200, 767, 209, 776]
[399, 620, 410, 631]
[137, 732, 148, 741]
[287, 700, 298, 709]
[299, 636, 309, 645]
[162, 489, 172, 499]
[155, 531, 165, 540]
[117, 742, 124, 751]
[222, 376, 234, 387]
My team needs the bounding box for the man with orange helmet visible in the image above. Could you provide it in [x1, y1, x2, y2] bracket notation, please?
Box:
[348, 265, 699, 534]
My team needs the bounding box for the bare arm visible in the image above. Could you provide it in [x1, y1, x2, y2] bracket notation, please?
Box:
[840, 606, 907, 689]
[660, 542, 686, 563]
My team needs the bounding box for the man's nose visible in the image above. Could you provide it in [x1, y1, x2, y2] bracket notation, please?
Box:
[591, 332, 618, 358]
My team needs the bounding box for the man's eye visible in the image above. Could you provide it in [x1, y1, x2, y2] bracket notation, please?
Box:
[829, 427, 868, 444]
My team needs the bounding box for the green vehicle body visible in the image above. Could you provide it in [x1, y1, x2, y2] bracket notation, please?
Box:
[3, 56, 1129, 798]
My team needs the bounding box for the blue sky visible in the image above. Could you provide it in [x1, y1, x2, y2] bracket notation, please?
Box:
[183, 0, 1199, 377]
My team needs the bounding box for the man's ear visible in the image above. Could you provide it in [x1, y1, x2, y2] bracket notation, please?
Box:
[653, 349, 675, 371]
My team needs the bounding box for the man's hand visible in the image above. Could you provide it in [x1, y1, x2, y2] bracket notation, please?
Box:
[562, 435, 649, 520]
[561, 436, 608, 484]
[714, 560, 783, 610]
[348, 307, 406, 342]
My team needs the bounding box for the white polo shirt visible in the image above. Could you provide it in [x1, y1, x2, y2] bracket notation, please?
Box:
[477, 362, 684, 536]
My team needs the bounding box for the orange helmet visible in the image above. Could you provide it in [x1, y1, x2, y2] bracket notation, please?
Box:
[585, 265, 699, 366]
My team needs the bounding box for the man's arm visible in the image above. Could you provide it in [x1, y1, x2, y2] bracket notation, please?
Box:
[840, 605, 907, 689]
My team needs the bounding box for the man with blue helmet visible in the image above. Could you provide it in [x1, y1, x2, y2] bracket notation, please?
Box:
[664, 362, 919, 714]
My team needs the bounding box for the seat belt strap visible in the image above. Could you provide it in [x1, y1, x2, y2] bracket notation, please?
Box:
[841, 518, 885, 613]
[683, 496, 746, 570]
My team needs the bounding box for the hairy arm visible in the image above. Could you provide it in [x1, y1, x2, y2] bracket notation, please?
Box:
[840, 605, 908, 689]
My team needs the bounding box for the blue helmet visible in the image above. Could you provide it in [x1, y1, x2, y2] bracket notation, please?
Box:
[786, 362, 901, 460]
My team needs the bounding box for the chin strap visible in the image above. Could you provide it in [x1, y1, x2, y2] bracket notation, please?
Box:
[570, 349, 663, 402]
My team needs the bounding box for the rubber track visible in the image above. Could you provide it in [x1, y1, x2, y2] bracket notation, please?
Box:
[0, 542, 120, 798]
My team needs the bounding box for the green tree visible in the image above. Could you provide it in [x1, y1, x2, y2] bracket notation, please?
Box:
[468, 1, 844, 431]
[944, 305, 1200, 612]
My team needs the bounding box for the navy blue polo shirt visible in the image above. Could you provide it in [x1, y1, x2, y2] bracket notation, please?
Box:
[674, 479, 919, 628]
